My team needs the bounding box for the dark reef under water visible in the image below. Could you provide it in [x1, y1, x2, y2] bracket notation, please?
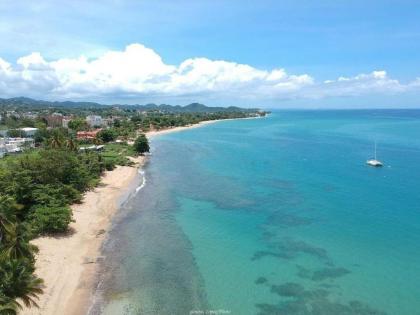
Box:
[96, 110, 420, 315]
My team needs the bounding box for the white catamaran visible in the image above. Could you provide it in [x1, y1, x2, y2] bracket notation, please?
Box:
[366, 141, 383, 167]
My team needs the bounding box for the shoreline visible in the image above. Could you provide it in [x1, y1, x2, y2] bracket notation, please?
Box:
[146, 119, 220, 138]
[146, 115, 262, 138]
[21, 116, 260, 315]
[20, 157, 146, 315]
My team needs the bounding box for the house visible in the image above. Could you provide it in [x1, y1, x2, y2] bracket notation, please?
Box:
[86, 115, 103, 128]
[76, 129, 101, 140]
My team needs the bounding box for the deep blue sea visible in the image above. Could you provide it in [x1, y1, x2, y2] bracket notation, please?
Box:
[96, 110, 420, 315]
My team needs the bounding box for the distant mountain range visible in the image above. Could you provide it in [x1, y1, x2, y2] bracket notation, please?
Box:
[0, 97, 259, 113]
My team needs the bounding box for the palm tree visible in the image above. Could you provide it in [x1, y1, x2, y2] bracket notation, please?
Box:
[0, 197, 15, 245]
[0, 197, 42, 312]
[93, 137, 103, 146]
[0, 257, 44, 309]
[48, 133, 62, 149]
[3, 223, 37, 261]
[65, 138, 78, 152]
[0, 295, 20, 315]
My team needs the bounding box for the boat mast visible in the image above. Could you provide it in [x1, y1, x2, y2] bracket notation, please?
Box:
[374, 141, 377, 160]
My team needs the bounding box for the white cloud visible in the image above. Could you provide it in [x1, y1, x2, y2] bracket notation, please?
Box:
[0, 43, 418, 104]
[307, 70, 408, 99]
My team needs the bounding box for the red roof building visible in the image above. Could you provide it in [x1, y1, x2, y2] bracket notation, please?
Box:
[76, 129, 101, 140]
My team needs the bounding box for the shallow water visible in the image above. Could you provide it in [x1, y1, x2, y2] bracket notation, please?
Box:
[97, 110, 420, 315]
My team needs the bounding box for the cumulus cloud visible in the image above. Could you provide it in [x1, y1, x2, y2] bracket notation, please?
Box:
[0, 43, 418, 103]
[313, 70, 407, 98]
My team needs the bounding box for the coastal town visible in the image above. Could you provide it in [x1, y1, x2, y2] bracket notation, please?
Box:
[0, 111, 125, 158]
[0, 100, 266, 159]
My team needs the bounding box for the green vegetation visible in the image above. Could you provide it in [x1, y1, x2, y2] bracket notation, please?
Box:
[30, 206, 72, 234]
[0, 149, 104, 232]
[67, 118, 88, 131]
[133, 134, 150, 155]
[97, 128, 118, 143]
[0, 145, 106, 313]
[0, 196, 43, 314]
[6, 130, 25, 138]
[129, 111, 262, 132]
[101, 143, 135, 170]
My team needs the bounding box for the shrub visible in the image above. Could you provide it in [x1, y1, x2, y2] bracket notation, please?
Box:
[32, 184, 82, 206]
[133, 134, 149, 154]
[7, 129, 26, 138]
[103, 159, 116, 171]
[98, 128, 118, 143]
[30, 205, 72, 234]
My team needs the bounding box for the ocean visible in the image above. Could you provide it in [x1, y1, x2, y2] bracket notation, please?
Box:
[94, 110, 420, 315]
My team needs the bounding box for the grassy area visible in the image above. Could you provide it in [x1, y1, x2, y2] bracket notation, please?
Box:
[101, 142, 136, 170]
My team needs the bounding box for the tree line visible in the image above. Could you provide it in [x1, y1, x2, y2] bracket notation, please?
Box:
[0, 129, 149, 314]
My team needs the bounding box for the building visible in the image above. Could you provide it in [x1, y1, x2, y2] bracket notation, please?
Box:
[22, 112, 38, 120]
[45, 113, 63, 128]
[62, 117, 72, 128]
[19, 127, 38, 137]
[103, 115, 122, 127]
[6, 111, 18, 118]
[6, 138, 35, 152]
[101, 118, 113, 127]
[0, 138, 5, 158]
[86, 115, 103, 128]
[79, 145, 104, 152]
[76, 129, 101, 140]
[1, 137, 35, 154]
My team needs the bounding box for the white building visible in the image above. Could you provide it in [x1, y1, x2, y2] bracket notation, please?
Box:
[86, 115, 103, 128]
[3, 138, 35, 153]
[19, 127, 38, 137]
[22, 112, 38, 120]
[0, 138, 5, 158]
[62, 117, 72, 128]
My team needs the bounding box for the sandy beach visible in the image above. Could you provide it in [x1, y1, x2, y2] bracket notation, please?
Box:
[146, 119, 220, 138]
[20, 157, 145, 315]
[146, 116, 261, 138]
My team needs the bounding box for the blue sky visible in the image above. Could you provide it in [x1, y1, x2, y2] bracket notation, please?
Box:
[0, 0, 419, 108]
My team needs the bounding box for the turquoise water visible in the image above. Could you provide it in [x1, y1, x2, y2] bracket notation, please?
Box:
[97, 110, 420, 315]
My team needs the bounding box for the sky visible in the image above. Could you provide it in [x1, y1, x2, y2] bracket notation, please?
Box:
[0, 0, 420, 108]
